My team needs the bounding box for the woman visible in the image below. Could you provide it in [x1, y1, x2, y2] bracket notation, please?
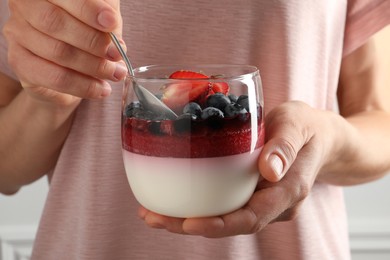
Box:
[1, 0, 390, 259]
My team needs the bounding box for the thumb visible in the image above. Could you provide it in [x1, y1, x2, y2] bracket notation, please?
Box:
[259, 137, 302, 182]
[258, 102, 317, 182]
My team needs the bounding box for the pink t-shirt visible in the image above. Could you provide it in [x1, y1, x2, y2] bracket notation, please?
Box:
[1, 1, 389, 259]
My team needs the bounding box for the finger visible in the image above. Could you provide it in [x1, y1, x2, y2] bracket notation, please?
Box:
[47, 0, 126, 57]
[47, 0, 126, 56]
[140, 208, 187, 234]
[138, 206, 148, 220]
[10, 0, 121, 60]
[182, 165, 314, 238]
[7, 18, 127, 82]
[258, 102, 313, 182]
[47, 0, 119, 31]
[8, 42, 111, 99]
[259, 138, 301, 182]
[182, 185, 292, 238]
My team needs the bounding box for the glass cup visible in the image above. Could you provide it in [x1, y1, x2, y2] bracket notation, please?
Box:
[121, 64, 265, 218]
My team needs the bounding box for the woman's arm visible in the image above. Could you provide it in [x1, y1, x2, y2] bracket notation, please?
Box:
[0, 0, 124, 194]
[0, 73, 78, 194]
[319, 32, 390, 185]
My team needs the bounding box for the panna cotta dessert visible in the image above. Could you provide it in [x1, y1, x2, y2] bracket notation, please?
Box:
[121, 65, 264, 218]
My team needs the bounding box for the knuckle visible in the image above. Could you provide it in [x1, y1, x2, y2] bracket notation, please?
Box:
[96, 59, 108, 74]
[298, 182, 310, 200]
[248, 222, 263, 234]
[84, 81, 100, 99]
[2, 23, 13, 42]
[7, 46, 22, 74]
[86, 31, 105, 51]
[7, 0, 18, 13]
[289, 208, 300, 219]
[289, 173, 311, 201]
[39, 5, 65, 34]
[278, 207, 300, 222]
[52, 40, 74, 60]
[289, 175, 311, 202]
[78, 0, 91, 21]
[243, 205, 263, 234]
[85, 30, 111, 56]
[2, 17, 19, 41]
[96, 59, 113, 77]
[277, 137, 299, 163]
[48, 69, 69, 91]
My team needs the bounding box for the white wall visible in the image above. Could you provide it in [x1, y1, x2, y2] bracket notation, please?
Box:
[345, 175, 390, 260]
[0, 177, 48, 259]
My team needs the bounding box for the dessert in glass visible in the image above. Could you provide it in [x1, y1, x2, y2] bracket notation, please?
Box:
[121, 64, 265, 218]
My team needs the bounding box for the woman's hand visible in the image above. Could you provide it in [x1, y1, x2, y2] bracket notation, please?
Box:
[138, 101, 340, 237]
[3, 0, 126, 107]
[0, 0, 126, 193]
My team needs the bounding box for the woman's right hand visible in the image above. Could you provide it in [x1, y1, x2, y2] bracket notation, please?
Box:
[3, 0, 126, 107]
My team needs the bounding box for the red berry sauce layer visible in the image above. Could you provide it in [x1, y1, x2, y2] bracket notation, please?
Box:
[122, 115, 264, 158]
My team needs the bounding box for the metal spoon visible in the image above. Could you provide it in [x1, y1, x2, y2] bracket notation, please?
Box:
[109, 32, 178, 119]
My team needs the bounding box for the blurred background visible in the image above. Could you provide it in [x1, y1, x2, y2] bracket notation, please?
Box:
[1, 26, 389, 260]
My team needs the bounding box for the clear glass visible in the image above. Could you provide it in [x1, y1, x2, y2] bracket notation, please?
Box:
[121, 64, 265, 218]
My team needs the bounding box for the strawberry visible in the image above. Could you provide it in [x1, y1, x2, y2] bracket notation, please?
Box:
[169, 70, 209, 79]
[201, 82, 230, 104]
[161, 70, 210, 111]
[161, 81, 211, 111]
[211, 82, 229, 95]
[161, 70, 230, 111]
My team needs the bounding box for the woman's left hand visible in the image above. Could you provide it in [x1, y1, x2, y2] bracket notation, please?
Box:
[138, 101, 339, 237]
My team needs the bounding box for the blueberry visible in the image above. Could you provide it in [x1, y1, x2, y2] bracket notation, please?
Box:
[237, 95, 249, 111]
[201, 107, 224, 120]
[228, 94, 238, 103]
[125, 101, 170, 120]
[224, 103, 248, 118]
[206, 93, 231, 111]
[174, 113, 197, 132]
[183, 102, 202, 118]
[134, 110, 156, 120]
[124, 101, 143, 118]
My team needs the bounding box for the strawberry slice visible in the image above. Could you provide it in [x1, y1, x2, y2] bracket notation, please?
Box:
[162, 70, 230, 112]
[169, 70, 209, 79]
[162, 70, 210, 111]
[211, 82, 229, 95]
[201, 82, 230, 104]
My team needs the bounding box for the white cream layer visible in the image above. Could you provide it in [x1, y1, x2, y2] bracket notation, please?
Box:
[122, 148, 262, 218]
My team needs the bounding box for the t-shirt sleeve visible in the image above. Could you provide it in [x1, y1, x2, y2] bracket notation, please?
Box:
[0, 1, 17, 79]
[343, 0, 390, 56]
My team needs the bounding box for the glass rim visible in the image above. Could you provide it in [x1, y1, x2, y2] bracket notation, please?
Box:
[128, 64, 260, 81]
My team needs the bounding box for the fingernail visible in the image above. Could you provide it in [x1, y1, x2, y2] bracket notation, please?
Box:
[114, 62, 128, 80]
[97, 10, 116, 29]
[269, 154, 284, 177]
[100, 82, 112, 97]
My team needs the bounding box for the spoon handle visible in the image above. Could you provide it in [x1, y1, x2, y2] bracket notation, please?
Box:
[109, 32, 134, 76]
